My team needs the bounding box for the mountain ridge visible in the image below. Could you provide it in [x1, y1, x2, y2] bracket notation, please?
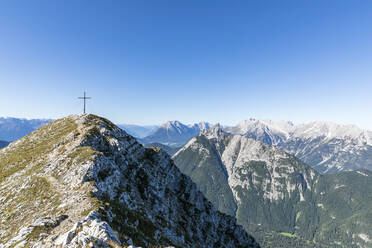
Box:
[2, 115, 372, 173]
[226, 119, 372, 173]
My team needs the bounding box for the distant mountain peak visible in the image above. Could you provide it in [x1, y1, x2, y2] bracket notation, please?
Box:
[142, 120, 212, 147]
[236, 119, 294, 138]
[193, 121, 211, 131]
[162, 120, 183, 128]
[201, 123, 224, 139]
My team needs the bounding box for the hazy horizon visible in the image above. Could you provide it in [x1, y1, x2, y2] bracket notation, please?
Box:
[1, 114, 372, 132]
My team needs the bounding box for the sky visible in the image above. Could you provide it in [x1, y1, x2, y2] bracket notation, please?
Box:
[0, 0, 372, 128]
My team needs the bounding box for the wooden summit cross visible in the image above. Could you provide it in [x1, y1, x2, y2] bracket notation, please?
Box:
[78, 92, 91, 114]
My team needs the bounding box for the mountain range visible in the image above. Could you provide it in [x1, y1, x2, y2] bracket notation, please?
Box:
[135, 119, 372, 174]
[0, 115, 258, 248]
[0, 117, 51, 142]
[173, 126, 372, 248]
[2, 116, 372, 174]
[140, 120, 211, 147]
[226, 119, 372, 173]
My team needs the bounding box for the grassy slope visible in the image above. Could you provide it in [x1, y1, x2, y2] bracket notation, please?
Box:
[0, 116, 101, 244]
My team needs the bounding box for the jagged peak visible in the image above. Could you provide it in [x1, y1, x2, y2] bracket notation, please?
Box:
[161, 120, 185, 129]
[200, 123, 224, 138]
[191, 121, 211, 131]
[294, 120, 372, 141]
[161, 120, 212, 132]
[173, 124, 232, 158]
[235, 119, 293, 137]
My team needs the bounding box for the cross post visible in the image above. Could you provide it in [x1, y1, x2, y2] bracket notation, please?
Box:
[78, 92, 91, 114]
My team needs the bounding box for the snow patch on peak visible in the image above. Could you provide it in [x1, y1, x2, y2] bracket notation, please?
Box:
[356, 170, 369, 177]
[228, 118, 372, 172]
[358, 233, 371, 243]
[233, 118, 372, 144]
[161, 121, 211, 132]
[293, 121, 372, 142]
[162, 120, 184, 130]
[236, 119, 294, 136]
[194, 122, 211, 131]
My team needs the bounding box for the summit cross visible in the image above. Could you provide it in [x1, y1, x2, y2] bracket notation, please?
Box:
[78, 92, 91, 114]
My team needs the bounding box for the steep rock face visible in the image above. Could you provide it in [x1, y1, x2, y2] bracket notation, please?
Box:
[173, 126, 319, 235]
[173, 126, 372, 248]
[171, 126, 237, 217]
[226, 119, 372, 173]
[0, 115, 258, 248]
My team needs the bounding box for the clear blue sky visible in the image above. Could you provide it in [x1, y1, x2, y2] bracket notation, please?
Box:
[1, 0, 372, 128]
